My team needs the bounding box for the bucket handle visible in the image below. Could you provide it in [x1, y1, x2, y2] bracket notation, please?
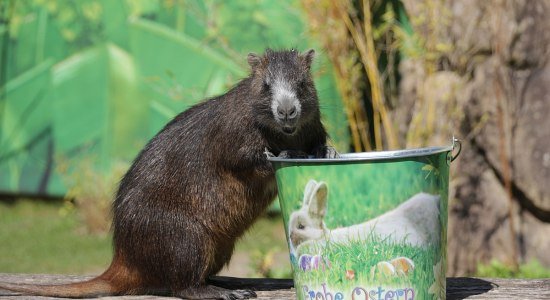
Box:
[450, 137, 462, 162]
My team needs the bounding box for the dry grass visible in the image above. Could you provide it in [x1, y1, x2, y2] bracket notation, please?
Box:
[58, 158, 128, 235]
[302, 0, 399, 151]
[302, 0, 459, 150]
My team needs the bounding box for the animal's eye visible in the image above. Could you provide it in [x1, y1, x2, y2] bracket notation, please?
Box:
[263, 80, 270, 90]
[298, 223, 305, 230]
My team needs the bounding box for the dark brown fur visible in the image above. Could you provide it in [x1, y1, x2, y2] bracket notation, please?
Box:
[0, 49, 331, 299]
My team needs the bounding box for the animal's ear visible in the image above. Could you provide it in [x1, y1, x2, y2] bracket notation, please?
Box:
[247, 53, 262, 70]
[308, 181, 327, 218]
[301, 49, 315, 70]
[302, 180, 318, 206]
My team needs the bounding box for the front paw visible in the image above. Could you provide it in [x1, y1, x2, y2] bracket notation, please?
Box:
[278, 150, 309, 159]
[227, 289, 257, 299]
[176, 285, 256, 299]
[314, 146, 340, 158]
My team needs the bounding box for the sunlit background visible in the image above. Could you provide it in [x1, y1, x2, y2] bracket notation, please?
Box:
[1, 0, 549, 279]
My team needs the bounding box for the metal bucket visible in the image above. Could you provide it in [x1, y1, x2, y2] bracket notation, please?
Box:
[268, 139, 461, 300]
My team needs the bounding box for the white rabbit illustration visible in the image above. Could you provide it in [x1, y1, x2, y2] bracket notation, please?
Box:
[288, 179, 441, 256]
[288, 180, 330, 255]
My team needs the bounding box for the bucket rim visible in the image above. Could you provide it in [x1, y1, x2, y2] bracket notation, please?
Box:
[267, 144, 455, 163]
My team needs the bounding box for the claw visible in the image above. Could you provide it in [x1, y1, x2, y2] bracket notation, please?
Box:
[264, 148, 275, 158]
[324, 146, 340, 159]
[278, 150, 308, 159]
[176, 285, 256, 299]
[314, 145, 339, 158]
[227, 289, 256, 299]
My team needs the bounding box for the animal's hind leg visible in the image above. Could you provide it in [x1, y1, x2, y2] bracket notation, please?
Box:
[175, 285, 256, 299]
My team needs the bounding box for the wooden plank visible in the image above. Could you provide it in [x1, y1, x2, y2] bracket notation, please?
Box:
[0, 274, 549, 299]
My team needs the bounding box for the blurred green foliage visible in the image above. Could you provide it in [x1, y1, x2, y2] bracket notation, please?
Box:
[476, 259, 550, 279]
[0, 0, 349, 197]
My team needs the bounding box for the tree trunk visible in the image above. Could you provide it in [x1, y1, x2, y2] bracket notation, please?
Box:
[398, 0, 550, 275]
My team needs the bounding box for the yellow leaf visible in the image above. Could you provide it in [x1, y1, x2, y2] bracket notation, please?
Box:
[422, 165, 434, 171]
[435, 42, 453, 53]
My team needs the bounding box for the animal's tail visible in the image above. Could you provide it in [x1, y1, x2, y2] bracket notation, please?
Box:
[0, 255, 142, 298]
[0, 276, 117, 298]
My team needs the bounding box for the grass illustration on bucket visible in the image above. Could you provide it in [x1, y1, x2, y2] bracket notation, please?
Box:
[268, 139, 461, 300]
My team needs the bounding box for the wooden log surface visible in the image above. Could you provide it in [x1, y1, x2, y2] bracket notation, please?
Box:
[0, 274, 548, 299]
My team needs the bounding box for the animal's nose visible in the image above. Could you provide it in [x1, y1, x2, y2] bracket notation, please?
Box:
[276, 103, 298, 120]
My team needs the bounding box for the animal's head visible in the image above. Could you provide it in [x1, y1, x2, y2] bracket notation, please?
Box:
[288, 180, 328, 250]
[247, 49, 319, 136]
